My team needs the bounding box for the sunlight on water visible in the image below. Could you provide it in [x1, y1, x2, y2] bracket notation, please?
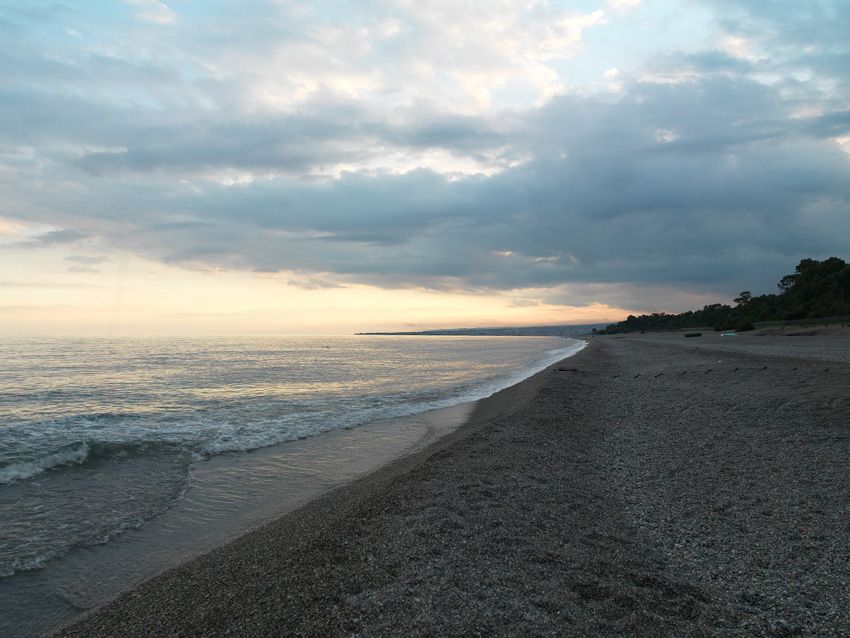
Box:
[0, 335, 582, 582]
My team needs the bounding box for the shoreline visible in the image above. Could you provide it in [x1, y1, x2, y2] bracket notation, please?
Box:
[52, 344, 584, 637]
[4, 338, 584, 638]
[4, 400, 477, 638]
[58, 335, 850, 636]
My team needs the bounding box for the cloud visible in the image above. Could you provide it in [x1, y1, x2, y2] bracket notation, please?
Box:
[2, 0, 850, 313]
[0, 281, 102, 288]
[65, 255, 108, 265]
[125, 0, 176, 25]
[281, 273, 345, 290]
[0, 218, 20, 236]
[35, 229, 88, 244]
[6, 80, 850, 300]
[607, 0, 641, 12]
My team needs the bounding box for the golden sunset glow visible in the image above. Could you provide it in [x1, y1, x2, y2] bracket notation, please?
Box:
[1, 242, 626, 335]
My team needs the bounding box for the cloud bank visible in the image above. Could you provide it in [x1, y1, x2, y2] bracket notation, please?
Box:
[2, 0, 849, 313]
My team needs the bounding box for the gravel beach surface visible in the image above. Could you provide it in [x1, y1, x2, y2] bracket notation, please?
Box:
[56, 336, 850, 636]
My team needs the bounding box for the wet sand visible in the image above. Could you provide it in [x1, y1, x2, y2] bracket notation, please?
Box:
[57, 336, 850, 636]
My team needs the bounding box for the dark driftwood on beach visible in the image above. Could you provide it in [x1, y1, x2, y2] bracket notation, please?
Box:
[58, 337, 850, 637]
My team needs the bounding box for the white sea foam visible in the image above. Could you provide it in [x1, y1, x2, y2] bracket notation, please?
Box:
[0, 443, 90, 485]
[0, 335, 586, 585]
[1, 339, 587, 482]
[196, 340, 586, 457]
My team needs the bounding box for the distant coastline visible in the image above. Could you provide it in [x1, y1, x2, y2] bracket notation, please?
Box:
[599, 257, 850, 335]
[356, 323, 606, 337]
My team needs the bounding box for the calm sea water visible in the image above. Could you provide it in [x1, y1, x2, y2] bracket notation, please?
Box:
[0, 335, 583, 583]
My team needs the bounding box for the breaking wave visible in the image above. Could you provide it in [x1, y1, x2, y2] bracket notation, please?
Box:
[0, 443, 90, 485]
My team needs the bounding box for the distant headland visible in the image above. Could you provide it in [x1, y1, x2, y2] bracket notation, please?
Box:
[599, 257, 850, 334]
[357, 324, 606, 337]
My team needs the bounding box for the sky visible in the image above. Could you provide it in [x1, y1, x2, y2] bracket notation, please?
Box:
[2, 0, 849, 335]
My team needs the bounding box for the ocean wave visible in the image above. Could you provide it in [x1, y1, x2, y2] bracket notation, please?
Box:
[0, 339, 586, 485]
[0, 439, 192, 486]
[0, 443, 90, 485]
[0, 440, 194, 580]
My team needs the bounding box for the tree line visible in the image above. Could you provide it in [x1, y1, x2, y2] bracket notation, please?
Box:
[596, 257, 850, 334]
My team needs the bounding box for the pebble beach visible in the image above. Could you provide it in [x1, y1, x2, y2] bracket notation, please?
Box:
[56, 334, 850, 636]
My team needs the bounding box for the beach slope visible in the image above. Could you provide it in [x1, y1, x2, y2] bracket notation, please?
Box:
[58, 337, 850, 636]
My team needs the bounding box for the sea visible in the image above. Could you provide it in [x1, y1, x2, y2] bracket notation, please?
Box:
[0, 335, 584, 636]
